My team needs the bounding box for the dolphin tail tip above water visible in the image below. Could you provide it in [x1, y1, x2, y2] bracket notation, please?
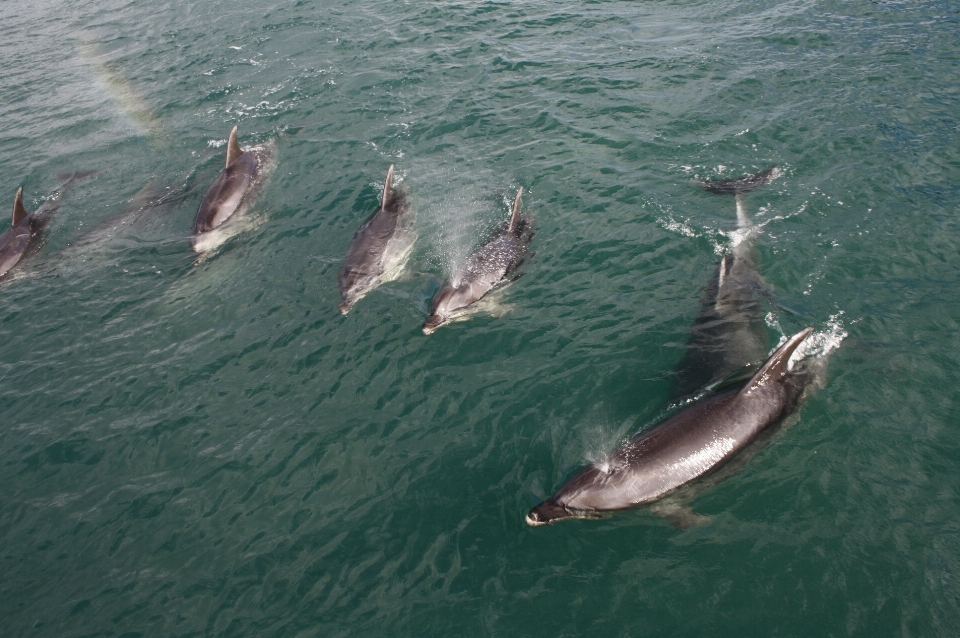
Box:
[694, 167, 780, 196]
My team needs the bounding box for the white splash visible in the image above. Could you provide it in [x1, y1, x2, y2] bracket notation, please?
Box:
[658, 216, 699, 238]
[790, 312, 848, 368]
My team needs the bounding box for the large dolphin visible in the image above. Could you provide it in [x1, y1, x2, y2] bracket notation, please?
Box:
[672, 167, 780, 399]
[338, 165, 415, 314]
[526, 327, 814, 526]
[192, 126, 275, 254]
[422, 187, 534, 334]
[0, 173, 96, 280]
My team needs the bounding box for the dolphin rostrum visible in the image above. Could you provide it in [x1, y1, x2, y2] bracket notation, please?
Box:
[338, 165, 415, 314]
[422, 187, 534, 334]
[0, 172, 98, 280]
[192, 126, 275, 254]
[672, 167, 780, 399]
[526, 327, 814, 526]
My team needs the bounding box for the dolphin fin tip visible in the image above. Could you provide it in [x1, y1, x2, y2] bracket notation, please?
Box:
[225, 126, 243, 167]
[12, 187, 27, 225]
[381, 165, 395, 211]
[509, 187, 523, 233]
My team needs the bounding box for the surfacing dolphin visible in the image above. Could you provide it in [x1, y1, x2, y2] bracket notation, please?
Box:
[672, 167, 780, 399]
[338, 165, 415, 314]
[192, 126, 276, 254]
[422, 187, 534, 334]
[526, 327, 814, 526]
[0, 172, 98, 280]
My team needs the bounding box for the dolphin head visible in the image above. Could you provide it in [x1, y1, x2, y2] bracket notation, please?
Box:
[338, 287, 366, 314]
[423, 282, 472, 334]
[422, 311, 447, 334]
[525, 500, 584, 526]
[337, 272, 377, 315]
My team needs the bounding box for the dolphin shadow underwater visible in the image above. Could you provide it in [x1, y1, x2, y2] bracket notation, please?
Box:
[0, 171, 100, 282]
[672, 167, 781, 400]
[338, 165, 417, 314]
[526, 327, 817, 526]
[423, 187, 534, 334]
[192, 125, 277, 256]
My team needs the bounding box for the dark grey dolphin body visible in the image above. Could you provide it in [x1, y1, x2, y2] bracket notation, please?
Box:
[0, 173, 95, 280]
[422, 188, 534, 334]
[526, 327, 814, 526]
[672, 168, 779, 399]
[338, 165, 415, 314]
[192, 126, 275, 254]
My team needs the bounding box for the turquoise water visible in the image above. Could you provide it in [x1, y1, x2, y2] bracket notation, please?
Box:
[2, 0, 959, 635]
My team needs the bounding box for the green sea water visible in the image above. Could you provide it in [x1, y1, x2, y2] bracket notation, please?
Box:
[1, 0, 959, 635]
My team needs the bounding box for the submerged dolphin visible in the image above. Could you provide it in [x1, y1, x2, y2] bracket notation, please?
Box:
[526, 327, 814, 526]
[0, 173, 97, 280]
[422, 188, 534, 334]
[338, 165, 415, 314]
[192, 126, 275, 254]
[672, 167, 779, 399]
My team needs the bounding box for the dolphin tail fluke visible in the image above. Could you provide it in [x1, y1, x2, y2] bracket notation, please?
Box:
[225, 126, 243, 167]
[381, 164, 395, 212]
[508, 187, 523, 233]
[12, 187, 28, 225]
[694, 167, 779, 196]
[743, 327, 813, 392]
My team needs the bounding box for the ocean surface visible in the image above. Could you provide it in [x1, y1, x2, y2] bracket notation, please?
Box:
[1, 0, 959, 635]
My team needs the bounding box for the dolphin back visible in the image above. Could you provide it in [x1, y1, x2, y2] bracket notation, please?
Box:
[193, 150, 260, 234]
[423, 189, 533, 332]
[337, 165, 413, 313]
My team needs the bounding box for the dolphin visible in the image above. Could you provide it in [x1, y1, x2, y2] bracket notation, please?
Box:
[672, 167, 780, 399]
[526, 327, 814, 526]
[0, 173, 97, 280]
[338, 165, 415, 314]
[192, 126, 275, 254]
[422, 187, 534, 334]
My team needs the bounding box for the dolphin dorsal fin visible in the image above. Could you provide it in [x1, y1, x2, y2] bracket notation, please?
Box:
[225, 126, 243, 167]
[11, 187, 28, 225]
[381, 165, 395, 212]
[742, 327, 813, 393]
[509, 187, 523, 233]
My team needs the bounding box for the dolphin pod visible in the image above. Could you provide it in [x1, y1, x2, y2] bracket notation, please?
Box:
[423, 188, 534, 334]
[526, 326, 815, 526]
[2, 122, 829, 530]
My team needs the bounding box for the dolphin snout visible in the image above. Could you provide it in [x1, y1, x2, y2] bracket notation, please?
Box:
[422, 314, 444, 335]
[525, 501, 572, 526]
